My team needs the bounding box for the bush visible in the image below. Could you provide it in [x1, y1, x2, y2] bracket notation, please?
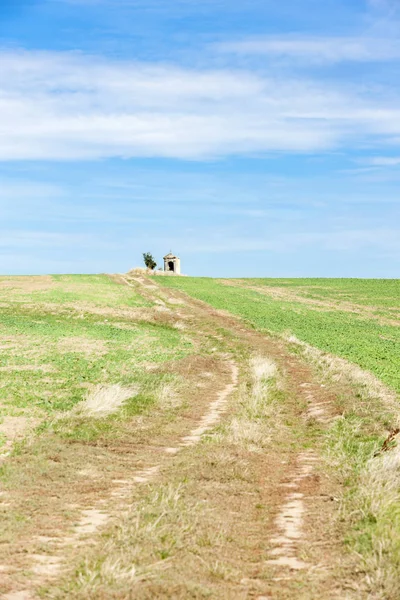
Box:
[143, 252, 157, 271]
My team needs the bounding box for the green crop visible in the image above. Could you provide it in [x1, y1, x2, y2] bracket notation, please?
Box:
[157, 277, 400, 396]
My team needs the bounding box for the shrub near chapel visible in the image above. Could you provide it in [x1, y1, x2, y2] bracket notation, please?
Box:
[143, 252, 157, 271]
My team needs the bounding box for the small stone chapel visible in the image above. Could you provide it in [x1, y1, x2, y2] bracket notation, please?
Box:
[163, 252, 181, 274]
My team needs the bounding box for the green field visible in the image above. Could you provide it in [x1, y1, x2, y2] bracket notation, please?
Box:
[156, 277, 400, 396]
[0, 274, 192, 418]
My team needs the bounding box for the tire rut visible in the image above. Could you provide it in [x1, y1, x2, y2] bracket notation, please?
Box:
[150, 279, 346, 596]
[2, 276, 346, 599]
[2, 356, 238, 600]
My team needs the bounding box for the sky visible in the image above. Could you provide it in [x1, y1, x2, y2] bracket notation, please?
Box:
[0, 0, 399, 277]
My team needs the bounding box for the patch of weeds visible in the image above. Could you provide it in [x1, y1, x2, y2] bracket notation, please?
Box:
[325, 414, 381, 480]
[50, 416, 119, 444]
[287, 342, 303, 356]
[120, 391, 155, 417]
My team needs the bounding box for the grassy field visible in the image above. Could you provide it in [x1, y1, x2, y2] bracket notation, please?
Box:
[2, 273, 400, 599]
[242, 277, 399, 304]
[156, 277, 400, 396]
[0, 274, 191, 419]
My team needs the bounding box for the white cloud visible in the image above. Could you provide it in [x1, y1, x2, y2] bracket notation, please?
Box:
[218, 36, 400, 63]
[0, 49, 400, 161]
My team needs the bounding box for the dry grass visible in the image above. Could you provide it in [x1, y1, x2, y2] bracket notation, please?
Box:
[324, 413, 400, 599]
[0, 416, 38, 454]
[66, 352, 289, 598]
[127, 268, 153, 276]
[79, 384, 140, 417]
[355, 445, 400, 598]
[0, 275, 54, 292]
[226, 356, 281, 452]
[36, 353, 278, 598]
[364, 446, 400, 516]
[155, 381, 182, 410]
[248, 356, 277, 413]
[250, 355, 277, 380]
[67, 483, 204, 597]
[227, 417, 267, 451]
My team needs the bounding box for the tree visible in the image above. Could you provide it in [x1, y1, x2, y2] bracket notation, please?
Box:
[143, 252, 157, 271]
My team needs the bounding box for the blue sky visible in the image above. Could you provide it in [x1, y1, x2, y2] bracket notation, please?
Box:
[0, 0, 399, 277]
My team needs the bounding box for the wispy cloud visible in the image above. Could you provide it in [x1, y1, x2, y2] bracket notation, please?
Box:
[0, 50, 336, 160]
[218, 36, 400, 63]
[2, 49, 400, 161]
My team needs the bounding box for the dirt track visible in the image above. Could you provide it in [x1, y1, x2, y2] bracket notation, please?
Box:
[0, 275, 371, 598]
[147, 276, 347, 598]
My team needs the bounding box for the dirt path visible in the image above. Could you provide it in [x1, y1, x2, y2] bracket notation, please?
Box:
[0, 283, 241, 599]
[2, 359, 239, 600]
[147, 279, 366, 598]
[122, 278, 349, 597]
[1, 275, 365, 599]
